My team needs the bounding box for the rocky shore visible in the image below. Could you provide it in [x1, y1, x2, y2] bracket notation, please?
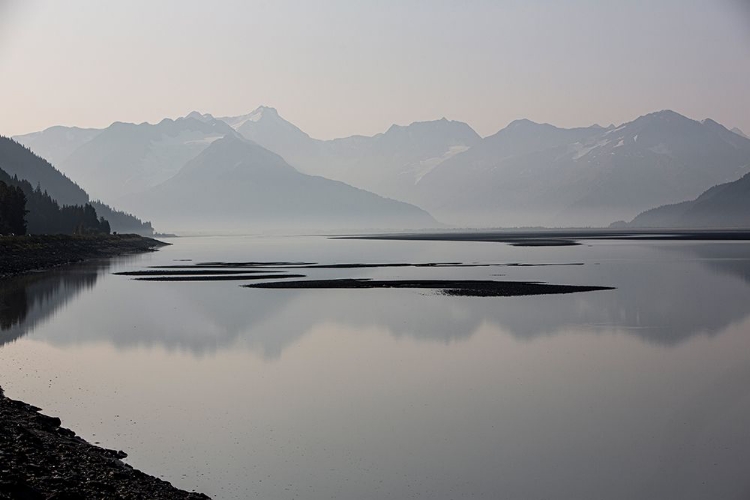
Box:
[1, 234, 211, 498]
[0, 234, 168, 278]
[0, 387, 209, 499]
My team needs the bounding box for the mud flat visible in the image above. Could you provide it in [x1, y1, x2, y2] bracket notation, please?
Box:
[244, 278, 614, 297]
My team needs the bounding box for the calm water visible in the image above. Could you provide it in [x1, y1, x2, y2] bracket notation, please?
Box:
[1, 235, 750, 499]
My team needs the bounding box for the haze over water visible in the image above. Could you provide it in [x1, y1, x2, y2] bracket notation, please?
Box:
[1, 235, 749, 499]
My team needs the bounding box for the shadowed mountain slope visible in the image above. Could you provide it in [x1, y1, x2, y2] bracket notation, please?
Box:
[0, 136, 153, 235]
[121, 135, 438, 232]
[628, 171, 750, 228]
[55, 116, 236, 202]
[218, 106, 482, 201]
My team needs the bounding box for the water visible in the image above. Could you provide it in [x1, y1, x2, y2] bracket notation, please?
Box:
[1, 235, 750, 499]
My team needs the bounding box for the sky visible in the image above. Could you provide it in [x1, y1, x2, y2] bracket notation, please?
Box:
[0, 0, 749, 139]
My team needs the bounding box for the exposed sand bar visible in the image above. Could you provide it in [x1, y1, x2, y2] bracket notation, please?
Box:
[133, 273, 306, 282]
[147, 262, 585, 270]
[244, 278, 614, 297]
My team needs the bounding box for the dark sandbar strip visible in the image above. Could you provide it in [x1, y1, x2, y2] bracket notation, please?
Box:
[244, 279, 614, 297]
[148, 261, 315, 269]
[507, 239, 580, 247]
[135, 273, 306, 282]
[146, 262, 585, 270]
[292, 262, 584, 268]
[116, 270, 268, 276]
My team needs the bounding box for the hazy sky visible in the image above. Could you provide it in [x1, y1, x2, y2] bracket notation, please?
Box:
[1, 0, 749, 139]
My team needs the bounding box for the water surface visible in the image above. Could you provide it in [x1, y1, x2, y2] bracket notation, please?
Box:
[1, 235, 749, 499]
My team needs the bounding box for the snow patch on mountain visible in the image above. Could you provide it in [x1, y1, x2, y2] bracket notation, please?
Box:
[571, 139, 611, 160]
[137, 131, 228, 189]
[413, 145, 471, 184]
[219, 106, 277, 130]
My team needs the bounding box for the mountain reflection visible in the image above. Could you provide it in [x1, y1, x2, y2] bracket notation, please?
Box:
[0, 263, 109, 347]
[11, 242, 750, 357]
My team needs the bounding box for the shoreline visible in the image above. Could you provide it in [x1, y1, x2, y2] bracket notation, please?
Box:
[0, 386, 209, 499]
[1, 234, 212, 499]
[0, 234, 169, 279]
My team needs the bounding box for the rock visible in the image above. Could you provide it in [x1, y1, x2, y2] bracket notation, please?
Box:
[34, 414, 62, 428]
[0, 389, 210, 498]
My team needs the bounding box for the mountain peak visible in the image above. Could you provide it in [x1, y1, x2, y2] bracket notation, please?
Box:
[249, 105, 279, 120]
[223, 106, 282, 129]
[640, 109, 693, 123]
[622, 110, 699, 134]
[507, 118, 541, 128]
[380, 119, 481, 145]
[254, 105, 277, 113]
[701, 118, 723, 128]
[184, 111, 215, 123]
[731, 127, 749, 139]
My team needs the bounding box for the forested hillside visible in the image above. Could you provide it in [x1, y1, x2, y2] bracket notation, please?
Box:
[0, 168, 110, 235]
[0, 136, 153, 234]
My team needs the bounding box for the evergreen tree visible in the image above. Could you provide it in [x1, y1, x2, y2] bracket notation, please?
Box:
[0, 167, 109, 235]
[0, 180, 28, 234]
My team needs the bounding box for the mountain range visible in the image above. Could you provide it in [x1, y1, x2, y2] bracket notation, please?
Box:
[13, 107, 750, 230]
[216, 106, 482, 202]
[414, 111, 750, 226]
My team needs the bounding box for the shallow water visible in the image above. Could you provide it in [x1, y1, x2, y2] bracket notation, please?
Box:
[1, 235, 750, 499]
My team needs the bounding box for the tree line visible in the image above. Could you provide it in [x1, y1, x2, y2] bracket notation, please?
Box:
[0, 180, 26, 234]
[0, 168, 110, 235]
[0, 135, 154, 235]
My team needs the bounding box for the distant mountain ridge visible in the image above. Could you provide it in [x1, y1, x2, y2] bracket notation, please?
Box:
[57, 116, 236, 202]
[14, 107, 481, 204]
[15, 126, 102, 169]
[13, 108, 750, 229]
[211, 107, 482, 202]
[119, 134, 437, 232]
[413, 110, 750, 226]
[626, 171, 750, 228]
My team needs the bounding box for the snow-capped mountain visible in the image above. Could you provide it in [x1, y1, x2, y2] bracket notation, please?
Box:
[15, 106, 480, 209]
[217, 106, 314, 159]
[120, 134, 437, 232]
[310, 118, 481, 200]
[216, 106, 481, 201]
[11, 107, 478, 227]
[414, 110, 750, 227]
